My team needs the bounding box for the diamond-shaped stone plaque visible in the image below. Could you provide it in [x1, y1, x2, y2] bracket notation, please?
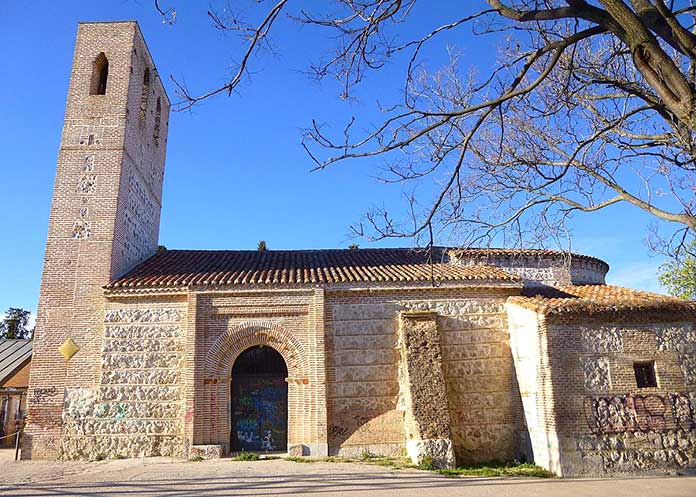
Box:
[58, 338, 80, 360]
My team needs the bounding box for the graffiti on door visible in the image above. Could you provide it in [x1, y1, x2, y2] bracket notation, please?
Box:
[232, 375, 288, 451]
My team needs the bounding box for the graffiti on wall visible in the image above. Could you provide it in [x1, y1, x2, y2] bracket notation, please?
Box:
[31, 386, 58, 404]
[584, 393, 696, 435]
[578, 392, 696, 472]
[328, 410, 405, 445]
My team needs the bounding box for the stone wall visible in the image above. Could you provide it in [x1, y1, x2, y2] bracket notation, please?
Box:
[74, 284, 519, 464]
[60, 304, 187, 460]
[326, 287, 520, 464]
[508, 307, 696, 476]
[398, 311, 455, 468]
[450, 251, 608, 287]
[325, 295, 404, 457]
[558, 321, 696, 475]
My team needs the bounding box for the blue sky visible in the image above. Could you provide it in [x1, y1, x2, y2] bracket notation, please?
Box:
[0, 0, 670, 318]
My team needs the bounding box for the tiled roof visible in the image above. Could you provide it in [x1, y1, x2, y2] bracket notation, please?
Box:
[0, 339, 32, 385]
[106, 248, 522, 289]
[508, 284, 696, 319]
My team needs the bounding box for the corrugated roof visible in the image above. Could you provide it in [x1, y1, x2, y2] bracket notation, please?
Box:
[0, 340, 32, 384]
[508, 284, 696, 320]
[106, 247, 522, 289]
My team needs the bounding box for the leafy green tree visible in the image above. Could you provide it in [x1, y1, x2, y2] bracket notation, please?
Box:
[0, 308, 33, 340]
[659, 243, 696, 300]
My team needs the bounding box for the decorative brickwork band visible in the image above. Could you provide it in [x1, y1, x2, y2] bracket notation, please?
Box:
[398, 311, 455, 468]
[204, 320, 308, 380]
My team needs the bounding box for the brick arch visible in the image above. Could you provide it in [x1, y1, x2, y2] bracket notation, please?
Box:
[204, 320, 308, 380]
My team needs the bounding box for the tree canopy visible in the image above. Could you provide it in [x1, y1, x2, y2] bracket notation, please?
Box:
[158, 1, 696, 260]
[0, 308, 33, 340]
[659, 241, 696, 298]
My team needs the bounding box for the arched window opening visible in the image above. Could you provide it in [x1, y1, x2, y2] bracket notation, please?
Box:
[139, 68, 150, 121]
[232, 346, 288, 377]
[90, 53, 109, 95]
[153, 97, 161, 146]
[231, 346, 288, 452]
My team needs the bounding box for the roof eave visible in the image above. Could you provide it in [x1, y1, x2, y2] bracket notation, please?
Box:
[105, 278, 523, 296]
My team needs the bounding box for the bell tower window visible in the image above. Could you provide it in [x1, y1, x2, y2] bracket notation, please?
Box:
[90, 53, 109, 95]
[154, 98, 161, 146]
[140, 68, 150, 120]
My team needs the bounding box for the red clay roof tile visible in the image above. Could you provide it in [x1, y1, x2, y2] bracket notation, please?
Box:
[508, 284, 696, 319]
[106, 247, 521, 289]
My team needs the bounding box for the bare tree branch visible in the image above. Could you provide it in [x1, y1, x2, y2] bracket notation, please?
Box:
[161, 0, 696, 259]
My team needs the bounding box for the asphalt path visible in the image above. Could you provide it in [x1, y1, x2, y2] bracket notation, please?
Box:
[1, 454, 695, 497]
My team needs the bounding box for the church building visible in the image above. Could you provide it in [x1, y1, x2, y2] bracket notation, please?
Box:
[23, 21, 696, 477]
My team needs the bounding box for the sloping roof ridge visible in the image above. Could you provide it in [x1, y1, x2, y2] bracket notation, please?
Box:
[150, 245, 604, 262]
[158, 247, 441, 253]
[448, 246, 608, 267]
[0, 339, 33, 384]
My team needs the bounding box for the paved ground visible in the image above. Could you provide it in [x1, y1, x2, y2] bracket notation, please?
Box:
[1, 451, 696, 497]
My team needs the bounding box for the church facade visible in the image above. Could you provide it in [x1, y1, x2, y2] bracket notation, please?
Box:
[23, 21, 696, 478]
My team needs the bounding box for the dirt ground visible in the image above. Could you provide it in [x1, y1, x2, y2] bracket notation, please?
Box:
[1, 450, 696, 497]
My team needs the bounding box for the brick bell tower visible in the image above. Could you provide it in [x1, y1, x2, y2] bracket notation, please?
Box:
[24, 21, 170, 459]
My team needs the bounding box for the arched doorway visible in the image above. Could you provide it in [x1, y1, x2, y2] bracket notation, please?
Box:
[230, 345, 288, 452]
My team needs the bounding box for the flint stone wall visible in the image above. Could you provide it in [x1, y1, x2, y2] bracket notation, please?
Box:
[60, 306, 186, 460]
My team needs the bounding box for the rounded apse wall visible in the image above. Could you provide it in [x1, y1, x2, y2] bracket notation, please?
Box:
[447, 248, 609, 287]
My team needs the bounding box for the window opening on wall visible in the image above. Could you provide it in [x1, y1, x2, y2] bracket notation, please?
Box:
[140, 68, 150, 120]
[153, 97, 161, 146]
[90, 53, 109, 95]
[634, 361, 657, 388]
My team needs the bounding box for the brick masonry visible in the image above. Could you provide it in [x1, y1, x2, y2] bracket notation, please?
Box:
[23, 21, 170, 459]
[22, 21, 696, 479]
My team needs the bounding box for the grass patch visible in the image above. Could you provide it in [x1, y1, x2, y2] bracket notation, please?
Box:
[418, 455, 436, 471]
[360, 450, 378, 460]
[366, 457, 415, 470]
[438, 462, 554, 478]
[189, 456, 204, 462]
[282, 453, 549, 478]
[285, 456, 316, 463]
[283, 453, 415, 470]
[232, 452, 261, 461]
[285, 456, 345, 463]
[321, 456, 341, 463]
[284, 455, 404, 466]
